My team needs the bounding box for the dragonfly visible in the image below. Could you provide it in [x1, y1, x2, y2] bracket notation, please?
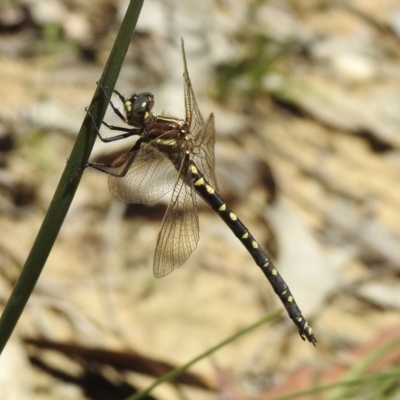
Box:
[87, 39, 316, 345]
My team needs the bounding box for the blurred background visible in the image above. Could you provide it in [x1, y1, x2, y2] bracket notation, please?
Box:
[1, 0, 400, 399]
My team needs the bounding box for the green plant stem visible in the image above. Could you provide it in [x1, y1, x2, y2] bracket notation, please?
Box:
[271, 370, 400, 400]
[326, 335, 400, 400]
[0, 0, 144, 356]
[126, 310, 282, 400]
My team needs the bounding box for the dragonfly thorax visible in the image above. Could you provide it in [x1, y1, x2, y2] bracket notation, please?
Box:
[143, 115, 187, 148]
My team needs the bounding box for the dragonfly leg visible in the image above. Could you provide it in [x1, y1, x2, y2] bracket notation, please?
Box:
[86, 137, 143, 176]
[85, 106, 141, 143]
[96, 81, 128, 123]
[87, 156, 132, 178]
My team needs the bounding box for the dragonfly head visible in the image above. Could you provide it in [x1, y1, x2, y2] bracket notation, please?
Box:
[125, 92, 154, 128]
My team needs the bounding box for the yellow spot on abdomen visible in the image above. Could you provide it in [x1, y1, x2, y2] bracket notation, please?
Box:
[206, 185, 215, 194]
[271, 268, 277, 275]
[219, 204, 226, 212]
[263, 260, 270, 268]
[190, 165, 198, 174]
[288, 296, 293, 302]
[229, 212, 237, 220]
[252, 241, 258, 248]
[194, 177, 205, 186]
[242, 232, 249, 239]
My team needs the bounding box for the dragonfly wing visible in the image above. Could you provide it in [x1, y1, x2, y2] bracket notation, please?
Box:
[192, 113, 218, 191]
[107, 145, 178, 204]
[181, 40, 205, 141]
[153, 156, 199, 278]
[181, 41, 218, 190]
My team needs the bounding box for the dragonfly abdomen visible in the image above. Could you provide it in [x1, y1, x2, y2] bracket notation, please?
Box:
[189, 161, 316, 345]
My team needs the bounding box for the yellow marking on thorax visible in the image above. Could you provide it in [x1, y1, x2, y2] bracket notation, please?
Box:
[194, 177, 205, 186]
[229, 212, 237, 221]
[155, 138, 177, 146]
[219, 204, 226, 212]
[125, 101, 132, 112]
[158, 115, 185, 126]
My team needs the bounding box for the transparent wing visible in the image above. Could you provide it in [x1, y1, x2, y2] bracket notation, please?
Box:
[181, 39, 205, 141]
[153, 155, 199, 278]
[181, 40, 218, 191]
[192, 113, 218, 190]
[106, 145, 178, 204]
